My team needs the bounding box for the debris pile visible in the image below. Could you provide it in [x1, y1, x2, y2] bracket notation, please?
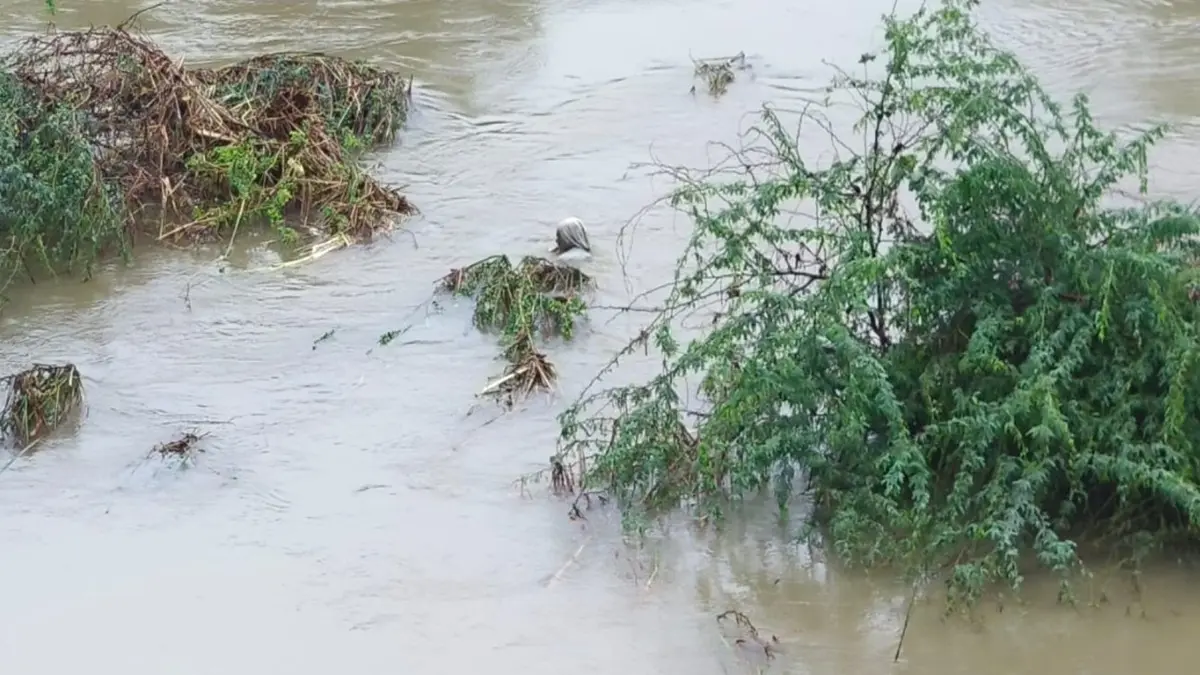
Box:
[716, 610, 781, 662]
[0, 25, 415, 279]
[195, 53, 412, 149]
[152, 430, 207, 466]
[0, 363, 84, 444]
[691, 52, 748, 97]
[382, 254, 593, 406]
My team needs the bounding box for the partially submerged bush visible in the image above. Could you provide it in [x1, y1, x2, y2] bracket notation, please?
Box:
[447, 255, 592, 402]
[557, 0, 1200, 605]
[0, 71, 128, 287]
[0, 363, 84, 444]
[383, 255, 593, 405]
[691, 52, 748, 97]
[0, 25, 414, 273]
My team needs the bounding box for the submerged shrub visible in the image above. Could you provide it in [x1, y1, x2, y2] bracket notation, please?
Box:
[557, 0, 1200, 605]
[0, 362, 85, 445]
[0, 70, 128, 291]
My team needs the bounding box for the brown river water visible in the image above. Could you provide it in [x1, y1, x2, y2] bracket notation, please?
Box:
[2, 0, 1200, 672]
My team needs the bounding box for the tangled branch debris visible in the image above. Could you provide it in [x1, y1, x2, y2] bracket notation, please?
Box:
[514, 452, 609, 521]
[551, 455, 575, 495]
[452, 255, 591, 403]
[384, 255, 593, 405]
[716, 610, 780, 661]
[0, 363, 83, 444]
[151, 430, 208, 466]
[514, 451, 618, 525]
[0, 25, 415, 279]
[195, 53, 412, 150]
[691, 52, 748, 97]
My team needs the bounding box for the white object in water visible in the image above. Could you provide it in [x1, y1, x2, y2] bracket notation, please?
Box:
[550, 217, 591, 259]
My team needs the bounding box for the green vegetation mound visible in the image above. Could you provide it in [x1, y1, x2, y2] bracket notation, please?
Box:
[0, 25, 415, 293]
[1, 363, 84, 445]
[381, 255, 594, 406]
[556, 0, 1200, 605]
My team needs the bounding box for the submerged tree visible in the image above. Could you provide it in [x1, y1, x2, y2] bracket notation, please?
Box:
[555, 0, 1200, 604]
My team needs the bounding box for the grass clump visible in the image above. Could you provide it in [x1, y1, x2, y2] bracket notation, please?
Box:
[384, 255, 593, 405]
[0, 23, 414, 283]
[691, 52, 748, 97]
[444, 255, 592, 402]
[555, 0, 1200, 607]
[0, 363, 84, 445]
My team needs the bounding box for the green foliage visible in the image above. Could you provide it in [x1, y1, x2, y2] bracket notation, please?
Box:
[559, 0, 1200, 604]
[381, 255, 592, 402]
[0, 71, 128, 293]
[205, 54, 411, 151]
[441, 255, 592, 348]
[185, 129, 311, 244]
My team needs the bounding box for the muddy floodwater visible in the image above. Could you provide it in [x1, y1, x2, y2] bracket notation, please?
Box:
[3, 0, 1200, 672]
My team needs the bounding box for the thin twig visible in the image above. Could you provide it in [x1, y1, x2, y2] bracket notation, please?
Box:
[117, 1, 167, 30]
[644, 561, 659, 589]
[0, 438, 41, 477]
[894, 579, 919, 662]
[544, 536, 591, 588]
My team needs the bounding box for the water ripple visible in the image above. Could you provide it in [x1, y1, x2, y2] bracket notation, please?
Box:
[4, 0, 1200, 672]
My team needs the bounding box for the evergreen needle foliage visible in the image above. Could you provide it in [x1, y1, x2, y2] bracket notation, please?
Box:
[557, 0, 1200, 604]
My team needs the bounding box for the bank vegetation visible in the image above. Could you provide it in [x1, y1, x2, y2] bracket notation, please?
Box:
[552, 0, 1200, 605]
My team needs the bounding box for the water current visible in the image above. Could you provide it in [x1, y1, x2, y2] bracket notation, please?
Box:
[3, 0, 1200, 672]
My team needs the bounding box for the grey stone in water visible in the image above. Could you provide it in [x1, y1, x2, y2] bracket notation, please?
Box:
[551, 217, 590, 255]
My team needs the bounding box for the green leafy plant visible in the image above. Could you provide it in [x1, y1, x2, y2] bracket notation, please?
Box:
[0, 71, 128, 293]
[440, 255, 591, 402]
[185, 129, 312, 244]
[382, 255, 593, 405]
[556, 0, 1200, 606]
